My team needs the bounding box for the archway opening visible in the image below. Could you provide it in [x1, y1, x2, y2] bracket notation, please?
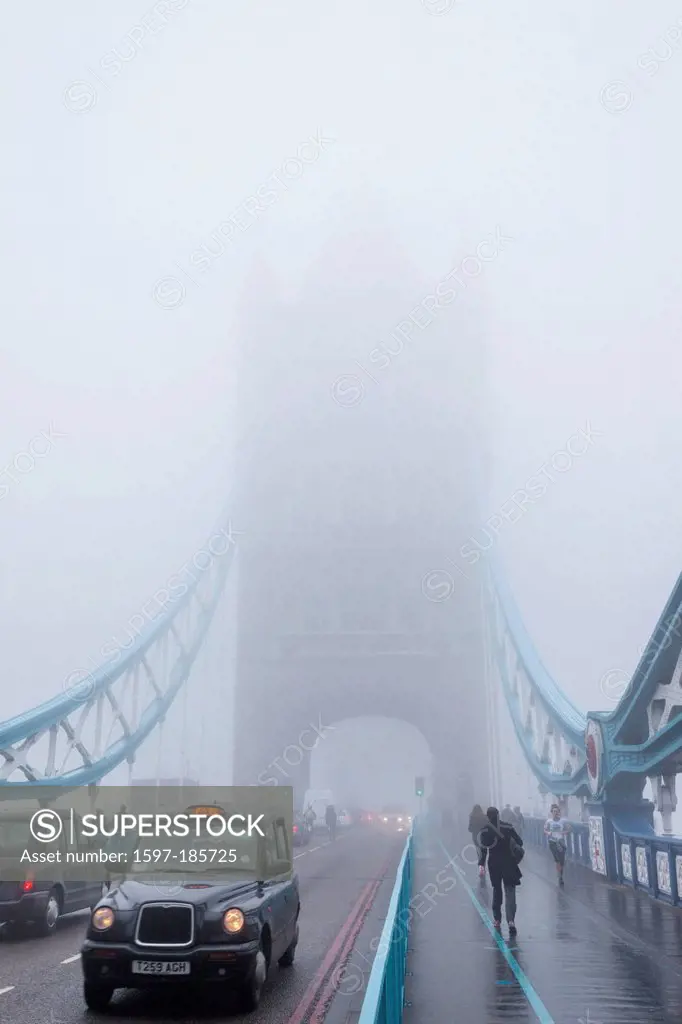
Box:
[308, 715, 432, 815]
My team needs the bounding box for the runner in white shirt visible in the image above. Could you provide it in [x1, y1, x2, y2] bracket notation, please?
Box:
[544, 803, 571, 885]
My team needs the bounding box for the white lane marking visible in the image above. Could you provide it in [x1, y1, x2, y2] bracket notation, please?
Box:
[295, 831, 350, 858]
[61, 954, 81, 964]
[292, 831, 351, 860]
[0, 987, 15, 996]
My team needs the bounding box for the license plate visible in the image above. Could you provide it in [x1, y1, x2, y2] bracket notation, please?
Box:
[132, 960, 191, 975]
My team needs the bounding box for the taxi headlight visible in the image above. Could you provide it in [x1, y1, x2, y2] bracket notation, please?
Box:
[223, 907, 245, 934]
[92, 906, 115, 931]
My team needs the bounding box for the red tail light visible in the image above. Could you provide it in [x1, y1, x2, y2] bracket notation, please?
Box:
[293, 825, 298, 833]
[22, 880, 34, 893]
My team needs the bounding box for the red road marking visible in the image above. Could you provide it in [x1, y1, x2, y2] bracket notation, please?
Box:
[309, 877, 382, 1024]
[287, 880, 375, 1024]
[288, 852, 393, 1024]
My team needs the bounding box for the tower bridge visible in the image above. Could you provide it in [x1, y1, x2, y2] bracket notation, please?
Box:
[3, 255, 682, 1021]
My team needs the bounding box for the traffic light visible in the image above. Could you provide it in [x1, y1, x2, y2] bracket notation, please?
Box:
[415, 776, 424, 797]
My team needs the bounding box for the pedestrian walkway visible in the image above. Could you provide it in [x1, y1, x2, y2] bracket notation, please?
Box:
[404, 823, 682, 1023]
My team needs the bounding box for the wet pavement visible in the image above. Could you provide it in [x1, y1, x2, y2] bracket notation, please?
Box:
[0, 828, 403, 1024]
[405, 822, 682, 1023]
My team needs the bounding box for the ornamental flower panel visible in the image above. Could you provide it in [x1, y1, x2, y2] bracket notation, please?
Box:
[589, 816, 606, 875]
[621, 843, 632, 881]
[635, 847, 649, 887]
[676, 856, 682, 899]
[656, 851, 672, 895]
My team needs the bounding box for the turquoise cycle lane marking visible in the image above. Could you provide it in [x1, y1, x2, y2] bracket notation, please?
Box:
[437, 838, 555, 1024]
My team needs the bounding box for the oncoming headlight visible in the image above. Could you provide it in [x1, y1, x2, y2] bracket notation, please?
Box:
[223, 908, 245, 934]
[92, 907, 115, 931]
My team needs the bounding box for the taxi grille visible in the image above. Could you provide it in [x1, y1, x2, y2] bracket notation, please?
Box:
[135, 904, 194, 947]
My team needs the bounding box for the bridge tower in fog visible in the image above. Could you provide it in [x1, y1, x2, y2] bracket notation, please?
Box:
[232, 227, 490, 811]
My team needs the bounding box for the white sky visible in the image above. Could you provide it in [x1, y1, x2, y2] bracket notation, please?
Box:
[2, 0, 682, 792]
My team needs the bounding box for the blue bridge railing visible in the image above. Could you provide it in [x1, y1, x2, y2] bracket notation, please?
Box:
[609, 827, 682, 905]
[525, 815, 682, 905]
[358, 823, 414, 1024]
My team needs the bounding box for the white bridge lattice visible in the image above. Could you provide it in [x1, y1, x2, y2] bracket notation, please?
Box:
[485, 560, 588, 799]
[0, 517, 237, 789]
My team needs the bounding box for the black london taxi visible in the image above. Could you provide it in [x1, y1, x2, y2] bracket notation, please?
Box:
[80, 808, 299, 1013]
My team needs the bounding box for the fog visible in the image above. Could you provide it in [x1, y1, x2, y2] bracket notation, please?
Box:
[2, 2, 681, 818]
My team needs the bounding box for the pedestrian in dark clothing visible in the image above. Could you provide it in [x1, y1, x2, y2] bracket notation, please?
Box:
[478, 806, 523, 937]
[468, 804, 489, 878]
[325, 804, 337, 840]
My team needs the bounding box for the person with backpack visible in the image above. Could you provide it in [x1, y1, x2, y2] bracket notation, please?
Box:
[468, 804, 489, 878]
[478, 805, 524, 936]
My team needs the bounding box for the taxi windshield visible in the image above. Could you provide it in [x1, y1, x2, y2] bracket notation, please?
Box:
[129, 831, 258, 875]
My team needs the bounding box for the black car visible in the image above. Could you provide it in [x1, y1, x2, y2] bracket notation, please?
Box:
[81, 817, 299, 1013]
[292, 815, 311, 847]
[0, 809, 105, 937]
[0, 876, 106, 937]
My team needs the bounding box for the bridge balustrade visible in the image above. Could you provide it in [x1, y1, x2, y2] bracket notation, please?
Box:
[525, 814, 682, 906]
[610, 830, 682, 904]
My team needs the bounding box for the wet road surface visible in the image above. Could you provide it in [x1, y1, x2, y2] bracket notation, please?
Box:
[406, 822, 682, 1023]
[0, 827, 402, 1023]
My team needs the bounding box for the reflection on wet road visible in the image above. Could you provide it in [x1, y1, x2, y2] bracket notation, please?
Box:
[406, 823, 682, 1023]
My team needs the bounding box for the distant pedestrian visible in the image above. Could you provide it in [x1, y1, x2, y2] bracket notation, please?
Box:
[468, 804, 489, 878]
[325, 804, 337, 841]
[513, 806, 525, 835]
[478, 806, 524, 937]
[501, 803, 516, 827]
[544, 803, 570, 885]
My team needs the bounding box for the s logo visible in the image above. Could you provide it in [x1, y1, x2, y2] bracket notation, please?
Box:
[29, 809, 63, 843]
